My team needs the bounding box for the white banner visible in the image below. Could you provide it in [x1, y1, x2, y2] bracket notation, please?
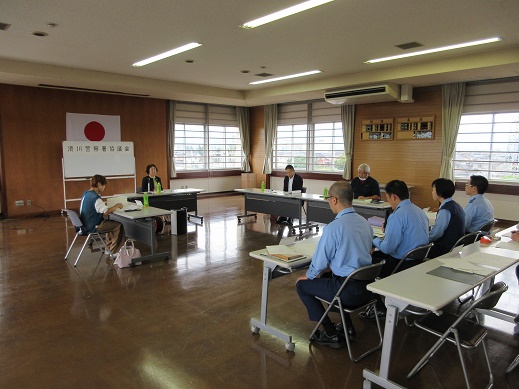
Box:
[66, 113, 121, 141]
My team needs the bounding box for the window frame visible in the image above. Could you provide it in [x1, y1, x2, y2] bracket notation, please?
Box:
[454, 112, 519, 189]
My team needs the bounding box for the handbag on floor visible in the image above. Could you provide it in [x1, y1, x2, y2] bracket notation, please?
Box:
[114, 239, 142, 268]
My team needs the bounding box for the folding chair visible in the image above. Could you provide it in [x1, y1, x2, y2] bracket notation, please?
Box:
[450, 231, 481, 252]
[64, 209, 110, 267]
[408, 282, 508, 389]
[308, 261, 385, 362]
[476, 219, 497, 236]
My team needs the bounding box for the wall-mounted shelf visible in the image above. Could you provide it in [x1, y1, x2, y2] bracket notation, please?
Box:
[396, 116, 435, 140]
[360, 118, 394, 140]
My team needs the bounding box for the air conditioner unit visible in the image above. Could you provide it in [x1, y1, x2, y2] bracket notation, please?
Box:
[324, 83, 401, 105]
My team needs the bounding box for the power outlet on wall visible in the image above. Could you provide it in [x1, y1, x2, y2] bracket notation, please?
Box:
[15, 200, 24, 206]
[27, 200, 32, 206]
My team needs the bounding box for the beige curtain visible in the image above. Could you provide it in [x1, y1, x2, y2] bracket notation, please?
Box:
[236, 106, 251, 172]
[167, 100, 177, 178]
[440, 83, 466, 181]
[341, 104, 355, 179]
[262, 105, 277, 174]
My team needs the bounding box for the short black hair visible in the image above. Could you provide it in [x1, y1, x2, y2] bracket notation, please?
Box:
[432, 178, 455, 199]
[384, 180, 409, 200]
[90, 174, 107, 187]
[469, 175, 489, 194]
[285, 164, 294, 170]
[146, 164, 158, 174]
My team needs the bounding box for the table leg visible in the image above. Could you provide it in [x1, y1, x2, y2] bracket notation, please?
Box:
[363, 300, 406, 389]
[250, 262, 295, 351]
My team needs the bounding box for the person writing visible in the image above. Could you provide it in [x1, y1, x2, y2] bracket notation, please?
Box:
[296, 181, 374, 348]
[427, 178, 465, 258]
[350, 163, 381, 200]
[79, 174, 126, 256]
[277, 164, 303, 224]
[464, 175, 494, 233]
[360, 180, 429, 320]
[142, 164, 162, 193]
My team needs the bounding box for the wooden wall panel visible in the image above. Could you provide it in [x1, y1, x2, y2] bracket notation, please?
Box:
[0, 84, 167, 217]
[250, 106, 266, 188]
[354, 86, 443, 209]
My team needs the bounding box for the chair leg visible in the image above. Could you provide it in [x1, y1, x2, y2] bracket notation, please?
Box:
[506, 354, 519, 374]
[64, 233, 79, 260]
[340, 302, 383, 363]
[480, 340, 493, 388]
[408, 336, 448, 380]
[74, 236, 92, 267]
[308, 299, 337, 341]
[453, 329, 472, 389]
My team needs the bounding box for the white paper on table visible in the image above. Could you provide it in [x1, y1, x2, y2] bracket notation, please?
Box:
[353, 199, 372, 204]
[461, 242, 479, 257]
[372, 226, 385, 238]
[279, 236, 297, 246]
[291, 243, 317, 256]
[496, 241, 519, 252]
[437, 257, 493, 276]
[462, 251, 517, 269]
[266, 245, 298, 255]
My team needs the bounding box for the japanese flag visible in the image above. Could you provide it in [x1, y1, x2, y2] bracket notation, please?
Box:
[66, 113, 121, 141]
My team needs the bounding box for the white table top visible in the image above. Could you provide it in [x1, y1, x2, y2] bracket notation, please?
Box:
[368, 230, 519, 312]
[118, 188, 205, 197]
[112, 206, 173, 220]
[236, 188, 391, 209]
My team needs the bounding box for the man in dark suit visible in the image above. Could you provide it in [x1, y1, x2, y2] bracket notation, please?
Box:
[277, 164, 303, 224]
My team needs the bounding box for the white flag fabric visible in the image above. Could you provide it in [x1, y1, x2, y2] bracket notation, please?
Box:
[66, 113, 121, 141]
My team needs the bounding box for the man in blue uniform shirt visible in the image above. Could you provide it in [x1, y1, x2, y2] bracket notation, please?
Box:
[360, 180, 429, 320]
[296, 181, 374, 348]
[464, 175, 494, 233]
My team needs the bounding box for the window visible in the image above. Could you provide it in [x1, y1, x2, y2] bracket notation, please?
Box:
[274, 102, 344, 173]
[174, 103, 243, 172]
[454, 112, 519, 182]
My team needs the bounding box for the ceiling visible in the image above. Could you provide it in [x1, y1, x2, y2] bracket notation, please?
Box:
[1, 0, 519, 106]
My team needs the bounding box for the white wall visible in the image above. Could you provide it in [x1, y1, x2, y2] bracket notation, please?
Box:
[453, 191, 519, 221]
[169, 176, 241, 193]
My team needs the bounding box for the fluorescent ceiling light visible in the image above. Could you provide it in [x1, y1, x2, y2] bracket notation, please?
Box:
[249, 70, 322, 85]
[241, 0, 334, 29]
[365, 37, 501, 64]
[132, 42, 202, 67]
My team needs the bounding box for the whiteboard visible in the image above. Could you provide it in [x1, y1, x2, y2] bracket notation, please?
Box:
[63, 141, 135, 178]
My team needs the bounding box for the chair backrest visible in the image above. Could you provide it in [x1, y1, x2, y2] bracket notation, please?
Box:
[65, 209, 83, 229]
[404, 243, 434, 261]
[335, 260, 385, 296]
[476, 219, 496, 235]
[349, 260, 386, 282]
[473, 281, 508, 310]
[450, 231, 481, 252]
[391, 243, 434, 274]
[301, 187, 307, 193]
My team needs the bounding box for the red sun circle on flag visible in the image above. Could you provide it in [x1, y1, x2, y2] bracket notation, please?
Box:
[84, 121, 106, 141]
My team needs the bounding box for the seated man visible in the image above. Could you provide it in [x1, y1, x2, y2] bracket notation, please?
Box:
[351, 163, 381, 200]
[80, 174, 126, 256]
[428, 178, 465, 258]
[464, 175, 494, 233]
[276, 164, 303, 224]
[360, 180, 429, 320]
[296, 181, 374, 348]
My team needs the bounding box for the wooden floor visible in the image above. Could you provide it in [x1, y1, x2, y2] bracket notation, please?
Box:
[0, 195, 517, 388]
